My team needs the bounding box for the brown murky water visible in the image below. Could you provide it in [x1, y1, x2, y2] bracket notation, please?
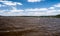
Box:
[0, 17, 60, 36]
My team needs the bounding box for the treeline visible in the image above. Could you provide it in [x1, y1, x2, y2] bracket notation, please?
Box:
[56, 14, 60, 18]
[0, 14, 60, 18]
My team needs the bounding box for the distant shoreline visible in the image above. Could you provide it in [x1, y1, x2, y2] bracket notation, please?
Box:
[0, 15, 56, 17]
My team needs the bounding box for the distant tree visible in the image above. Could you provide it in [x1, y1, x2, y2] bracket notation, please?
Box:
[56, 14, 60, 18]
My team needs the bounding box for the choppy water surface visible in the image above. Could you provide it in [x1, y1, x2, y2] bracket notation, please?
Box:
[0, 17, 60, 36]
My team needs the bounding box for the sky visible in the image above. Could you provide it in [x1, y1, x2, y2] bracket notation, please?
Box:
[0, 0, 60, 16]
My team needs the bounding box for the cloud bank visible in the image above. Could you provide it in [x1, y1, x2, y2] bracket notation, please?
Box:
[0, 0, 60, 16]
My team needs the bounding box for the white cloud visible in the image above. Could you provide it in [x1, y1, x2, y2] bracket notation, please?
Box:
[10, 9, 24, 13]
[0, 7, 59, 16]
[39, 8, 48, 11]
[1, 6, 24, 14]
[23, 7, 60, 16]
[54, 3, 60, 7]
[46, 10, 57, 15]
[25, 8, 48, 12]
[0, 9, 24, 16]
[27, 0, 43, 2]
[0, 0, 23, 12]
[48, 7, 55, 10]
[26, 12, 45, 16]
[0, 0, 23, 16]
[25, 8, 40, 12]
[0, 7, 60, 16]
[17, 2, 23, 5]
[0, 1, 23, 6]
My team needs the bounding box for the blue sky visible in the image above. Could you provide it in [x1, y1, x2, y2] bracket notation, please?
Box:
[0, 0, 60, 16]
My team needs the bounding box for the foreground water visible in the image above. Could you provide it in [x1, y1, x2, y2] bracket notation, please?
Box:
[0, 17, 60, 36]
